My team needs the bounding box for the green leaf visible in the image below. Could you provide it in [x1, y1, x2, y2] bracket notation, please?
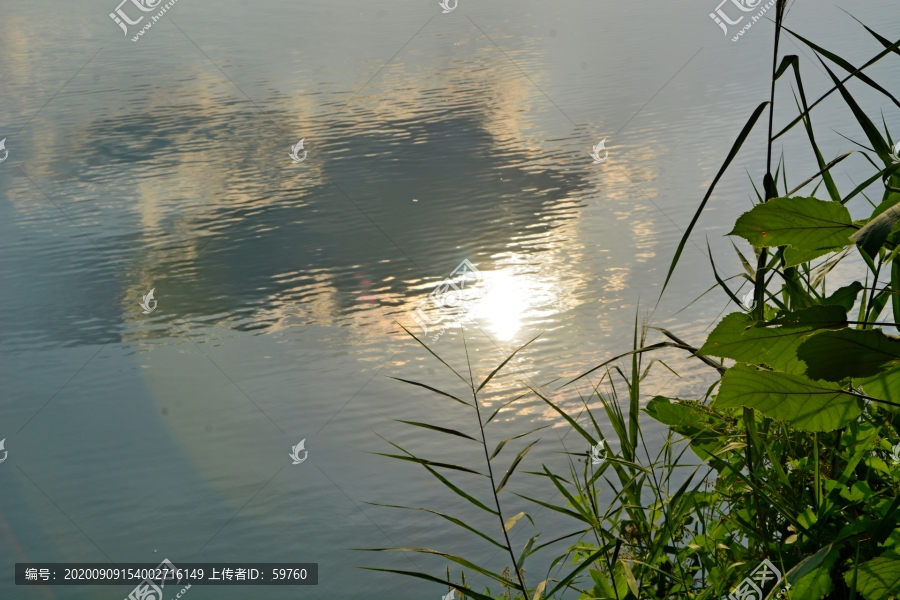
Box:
[387, 377, 473, 408]
[495, 439, 540, 493]
[777, 544, 839, 599]
[660, 101, 769, 297]
[849, 551, 900, 600]
[372, 453, 487, 476]
[729, 197, 856, 250]
[355, 568, 497, 600]
[851, 201, 900, 257]
[476, 334, 540, 394]
[797, 328, 900, 381]
[784, 245, 841, 267]
[364, 502, 508, 550]
[857, 364, 900, 406]
[356, 547, 521, 589]
[823, 282, 863, 312]
[490, 425, 550, 460]
[394, 420, 480, 442]
[503, 512, 526, 532]
[714, 364, 863, 432]
[697, 306, 847, 374]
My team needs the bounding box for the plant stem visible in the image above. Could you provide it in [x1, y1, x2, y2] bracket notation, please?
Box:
[463, 335, 530, 599]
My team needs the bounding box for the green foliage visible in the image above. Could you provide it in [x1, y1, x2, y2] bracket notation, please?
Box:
[370, 3, 900, 598]
[729, 196, 856, 251]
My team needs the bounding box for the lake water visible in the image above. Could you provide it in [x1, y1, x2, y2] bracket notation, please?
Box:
[2, 1, 899, 598]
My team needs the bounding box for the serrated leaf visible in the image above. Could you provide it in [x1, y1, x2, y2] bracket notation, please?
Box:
[784, 245, 841, 267]
[797, 328, 900, 381]
[714, 364, 863, 432]
[729, 197, 855, 250]
[848, 551, 900, 600]
[697, 306, 846, 374]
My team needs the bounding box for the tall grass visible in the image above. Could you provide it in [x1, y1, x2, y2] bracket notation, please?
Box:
[363, 2, 900, 597]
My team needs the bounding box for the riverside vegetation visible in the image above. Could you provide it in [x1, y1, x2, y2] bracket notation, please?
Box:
[361, 3, 900, 598]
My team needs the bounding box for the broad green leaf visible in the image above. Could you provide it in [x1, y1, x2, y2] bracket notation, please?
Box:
[823, 282, 863, 312]
[797, 328, 900, 381]
[714, 364, 863, 432]
[775, 544, 839, 600]
[857, 364, 900, 406]
[697, 306, 846, 374]
[784, 245, 840, 267]
[645, 397, 729, 460]
[729, 197, 856, 250]
[849, 551, 900, 600]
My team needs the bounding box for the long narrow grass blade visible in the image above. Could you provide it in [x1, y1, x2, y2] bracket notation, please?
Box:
[490, 425, 550, 460]
[357, 548, 523, 590]
[561, 342, 691, 387]
[838, 9, 900, 57]
[773, 36, 900, 140]
[818, 58, 890, 157]
[706, 238, 742, 309]
[528, 385, 596, 444]
[542, 465, 596, 524]
[659, 101, 769, 298]
[387, 376, 473, 408]
[355, 568, 496, 600]
[396, 322, 468, 384]
[424, 464, 499, 515]
[485, 393, 529, 425]
[495, 439, 540, 493]
[786, 152, 853, 196]
[841, 172, 881, 204]
[475, 334, 541, 394]
[393, 419, 480, 442]
[364, 502, 508, 549]
[650, 326, 725, 374]
[784, 27, 900, 110]
[543, 547, 608, 598]
[372, 453, 486, 476]
[516, 534, 539, 569]
[512, 492, 592, 523]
